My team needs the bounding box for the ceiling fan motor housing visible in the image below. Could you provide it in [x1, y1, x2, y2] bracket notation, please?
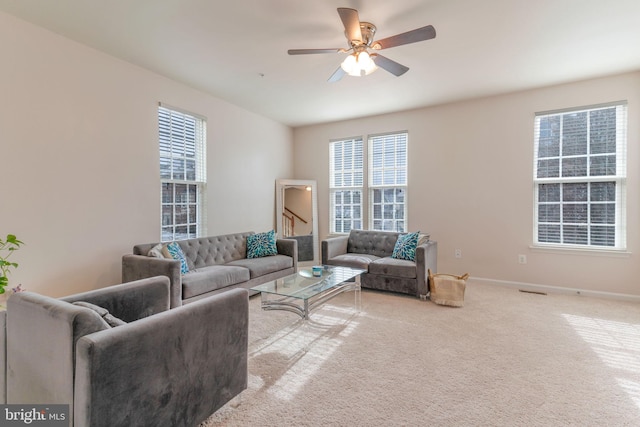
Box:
[355, 22, 376, 47]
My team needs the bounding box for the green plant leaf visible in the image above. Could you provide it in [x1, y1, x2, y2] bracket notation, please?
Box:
[0, 234, 22, 289]
[6, 235, 23, 246]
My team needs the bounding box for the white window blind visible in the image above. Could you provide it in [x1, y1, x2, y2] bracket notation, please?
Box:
[158, 104, 207, 241]
[533, 102, 627, 250]
[329, 138, 364, 233]
[369, 132, 408, 232]
[329, 131, 409, 234]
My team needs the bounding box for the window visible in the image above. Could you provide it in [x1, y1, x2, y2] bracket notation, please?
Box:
[158, 104, 206, 242]
[533, 102, 627, 250]
[329, 132, 408, 233]
[330, 138, 363, 233]
[369, 133, 408, 232]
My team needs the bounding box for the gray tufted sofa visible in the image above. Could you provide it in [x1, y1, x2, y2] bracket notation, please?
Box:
[122, 231, 297, 308]
[322, 230, 437, 299]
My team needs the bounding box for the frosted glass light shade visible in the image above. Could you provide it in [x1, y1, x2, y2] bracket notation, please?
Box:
[340, 51, 378, 77]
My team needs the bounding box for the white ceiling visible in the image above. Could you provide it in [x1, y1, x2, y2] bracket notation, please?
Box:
[2, 0, 640, 127]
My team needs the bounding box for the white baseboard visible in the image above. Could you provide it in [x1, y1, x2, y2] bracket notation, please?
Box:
[469, 277, 640, 303]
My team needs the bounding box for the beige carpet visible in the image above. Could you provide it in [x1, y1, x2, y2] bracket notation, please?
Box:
[202, 281, 640, 426]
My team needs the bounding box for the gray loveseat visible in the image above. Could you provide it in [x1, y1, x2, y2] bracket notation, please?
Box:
[322, 230, 437, 299]
[122, 231, 297, 308]
[6, 276, 248, 427]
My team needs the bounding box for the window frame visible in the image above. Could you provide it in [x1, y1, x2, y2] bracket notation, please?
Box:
[329, 137, 364, 234]
[532, 102, 627, 251]
[158, 103, 207, 242]
[329, 131, 409, 234]
[368, 132, 408, 232]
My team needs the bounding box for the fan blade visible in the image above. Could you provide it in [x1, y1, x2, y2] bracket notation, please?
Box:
[337, 7, 362, 44]
[328, 66, 346, 83]
[372, 54, 409, 76]
[372, 25, 436, 50]
[288, 48, 344, 55]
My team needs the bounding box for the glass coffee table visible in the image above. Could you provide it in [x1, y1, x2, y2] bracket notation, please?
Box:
[251, 265, 365, 320]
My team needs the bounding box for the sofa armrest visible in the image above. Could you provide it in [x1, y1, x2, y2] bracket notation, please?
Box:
[276, 238, 298, 271]
[122, 254, 182, 308]
[322, 235, 349, 264]
[416, 240, 438, 298]
[74, 288, 249, 427]
[61, 276, 170, 322]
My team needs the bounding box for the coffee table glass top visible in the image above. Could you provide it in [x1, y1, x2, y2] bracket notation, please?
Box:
[251, 265, 365, 300]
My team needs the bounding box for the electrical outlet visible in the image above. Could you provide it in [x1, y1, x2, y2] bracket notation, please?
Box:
[518, 254, 527, 264]
[455, 249, 462, 259]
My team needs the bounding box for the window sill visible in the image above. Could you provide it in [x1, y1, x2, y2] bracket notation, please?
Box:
[530, 244, 631, 258]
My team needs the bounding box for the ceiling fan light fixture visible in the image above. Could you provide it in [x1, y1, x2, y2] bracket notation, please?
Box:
[288, 8, 435, 82]
[340, 51, 378, 77]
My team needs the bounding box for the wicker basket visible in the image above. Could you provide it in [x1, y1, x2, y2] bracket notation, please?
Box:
[428, 269, 469, 307]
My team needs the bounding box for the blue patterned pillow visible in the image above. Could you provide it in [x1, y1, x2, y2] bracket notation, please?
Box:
[247, 230, 278, 259]
[166, 241, 189, 274]
[391, 231, 420, 261]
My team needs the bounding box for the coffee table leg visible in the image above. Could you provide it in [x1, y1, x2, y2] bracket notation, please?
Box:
[355, 274, 362, 312]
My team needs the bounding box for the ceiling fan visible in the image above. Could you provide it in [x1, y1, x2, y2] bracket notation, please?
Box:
[288, 7, 436, 82]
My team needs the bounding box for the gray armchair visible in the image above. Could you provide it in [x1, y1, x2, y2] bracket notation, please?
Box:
[6, 276, 248, 427]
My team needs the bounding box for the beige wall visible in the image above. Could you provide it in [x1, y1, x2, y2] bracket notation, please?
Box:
[0, 12, 293, 297]
[293, 72, 640, 297]
[2, 10, 637, 299]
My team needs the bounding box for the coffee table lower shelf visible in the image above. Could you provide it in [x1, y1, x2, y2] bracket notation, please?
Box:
[260, 279, 360, 320]
[251, 266, 364, 320]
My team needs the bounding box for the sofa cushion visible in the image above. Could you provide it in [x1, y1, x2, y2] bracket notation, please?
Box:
[72, 301, 127, 327]
[368, 257, 417, 279]
[177, 232, 253, 270]
[325, 253, 380, 270]
[246, 230, 278, 258]
[226, 254, 293, 279]
[347, 230, 400, 258]
[163, 242, 189, 274]
[147, 243, 167, 258]
[182, 265, 250, 299]
[391, 231, 420, 261]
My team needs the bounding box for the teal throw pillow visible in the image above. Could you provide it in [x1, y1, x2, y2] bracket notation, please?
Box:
[166, 241, 189, 274]
[247, 230, 278, 259]
[391, 231, 420, 261]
